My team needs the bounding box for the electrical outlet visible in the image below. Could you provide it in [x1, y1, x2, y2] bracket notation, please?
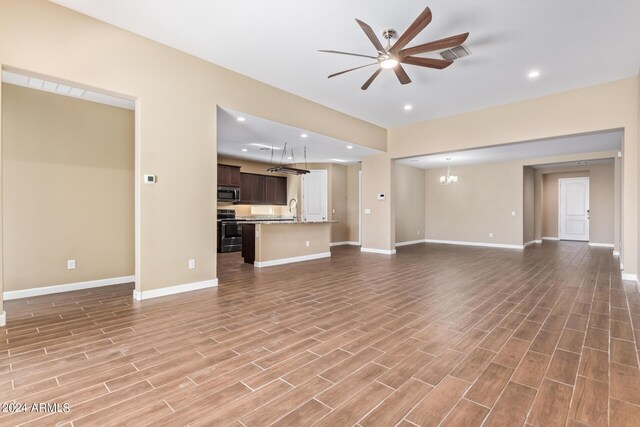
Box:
[489, 233, 494, 238]
[67, 259, 76, 270]
[417, 230, 420, 236]
[364, 208, 371, 215]
[188, 259, 196, 269]
[332, 208, 336, 214]
[305, 241, 310, 247]
[511, 211, 516, 216]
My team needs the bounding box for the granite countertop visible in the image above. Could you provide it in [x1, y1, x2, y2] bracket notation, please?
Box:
[242, 220, 338, 225]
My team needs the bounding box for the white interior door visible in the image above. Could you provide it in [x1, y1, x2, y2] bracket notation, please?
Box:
[559, 178, 590, 241]
[302, 170, 327, 222]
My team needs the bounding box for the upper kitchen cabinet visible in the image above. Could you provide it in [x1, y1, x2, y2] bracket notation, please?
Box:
[266, 176, 287, 205]
[239, 173, 287, 205]
[239, 173, 266, 204]
[217, 164, 241, 187]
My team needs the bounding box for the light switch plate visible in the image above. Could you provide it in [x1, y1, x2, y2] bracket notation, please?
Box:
[511, 211, 516, 216]
[144, 174, 156, 184]
[67, 259, 76, 270]
[188, 259, 196, 269]
[364, 208, 371, 214]
[377, 193, 385, 200]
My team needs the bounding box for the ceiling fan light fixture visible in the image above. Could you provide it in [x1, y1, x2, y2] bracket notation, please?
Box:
[380, 57, 399, 69]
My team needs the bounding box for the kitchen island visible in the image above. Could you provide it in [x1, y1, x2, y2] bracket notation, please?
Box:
[242, 221, 335, 267]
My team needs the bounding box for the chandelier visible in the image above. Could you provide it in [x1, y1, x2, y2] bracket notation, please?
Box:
[440, 158, 458, 184]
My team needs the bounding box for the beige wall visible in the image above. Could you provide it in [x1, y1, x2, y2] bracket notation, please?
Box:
[331, 164, 349, 243]
[424, 161, 524, 246]
[362, 153, 395, 251]
[388, 78, 638, 275]
[538, 163, 615, 244]
[523, 166, 535, 244]
[346, 164, 361, 243]
[0, 0, 386, 304]
[2, 83, 134, 291]
[394, 163, 425, 244]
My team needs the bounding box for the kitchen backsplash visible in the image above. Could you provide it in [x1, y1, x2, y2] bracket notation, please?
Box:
[217, 203, 293, 217]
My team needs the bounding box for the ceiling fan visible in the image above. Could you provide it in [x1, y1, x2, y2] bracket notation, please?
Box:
[320, 7, 469, 90]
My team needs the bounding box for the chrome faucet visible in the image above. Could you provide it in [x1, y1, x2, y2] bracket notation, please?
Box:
[289, 198, 298, 221]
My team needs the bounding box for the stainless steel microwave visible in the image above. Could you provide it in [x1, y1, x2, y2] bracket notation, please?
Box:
[217, 187, 240, 202]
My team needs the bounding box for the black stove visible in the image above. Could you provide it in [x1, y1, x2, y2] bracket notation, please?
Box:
[217, 209, 242, 253]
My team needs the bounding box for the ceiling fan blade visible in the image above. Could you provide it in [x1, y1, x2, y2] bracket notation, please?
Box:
[318, 49, 378, 59]
[328, 63, 378, 78]
[393, 64, 412, 85]
[355, 19, 386, 53]
[400, 33, 469, 57]
[401, 56, 453, 69]
[361, 68, 382, 90]
[390, 7, 432, 54]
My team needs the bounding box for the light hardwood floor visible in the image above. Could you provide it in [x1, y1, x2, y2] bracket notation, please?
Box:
[1, 241, 639, 426]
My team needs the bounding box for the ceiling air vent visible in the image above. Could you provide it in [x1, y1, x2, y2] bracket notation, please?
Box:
[439, 45, 471, 61]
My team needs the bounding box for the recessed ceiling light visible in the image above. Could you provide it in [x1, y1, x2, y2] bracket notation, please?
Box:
[331, 159, 348, 163]
[528, 70, 541, 79]
[404, 105, 413, 111]
[241, 148, 248, 152]
[301, 133, 308, 138]
[346, 145, 353, 149]
[237, 117, 246, 122]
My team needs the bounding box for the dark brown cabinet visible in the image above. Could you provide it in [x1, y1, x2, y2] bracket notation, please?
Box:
[266, 176, 287, 205]
[239, 173, 266, 204]
[217, 164, 241, 187]
[238, 173, 287, 205]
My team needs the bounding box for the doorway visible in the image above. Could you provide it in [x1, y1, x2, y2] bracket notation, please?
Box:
[301, 170, 328, 222]
[559, 177, 590, 241]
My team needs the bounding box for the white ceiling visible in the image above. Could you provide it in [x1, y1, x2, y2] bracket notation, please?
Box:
[1, 70, 135, 110]
[396, 130, 622, 169]
[50, 0, 640, 128]
[217, 107, 381, 164]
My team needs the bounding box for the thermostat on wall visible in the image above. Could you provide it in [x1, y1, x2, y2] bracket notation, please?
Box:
[144, 174, 156, 184]
[377, 193, 386, 200]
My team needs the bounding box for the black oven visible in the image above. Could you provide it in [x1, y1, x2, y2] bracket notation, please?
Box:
[218, 187, 240, 202]
[217, 209, 242, 253]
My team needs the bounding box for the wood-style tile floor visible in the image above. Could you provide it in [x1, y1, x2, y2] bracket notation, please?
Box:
[1, 241, 639, 426]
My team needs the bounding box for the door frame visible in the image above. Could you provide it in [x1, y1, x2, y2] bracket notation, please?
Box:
[558, 177, 590, 241]
[358, 170, 362, 245]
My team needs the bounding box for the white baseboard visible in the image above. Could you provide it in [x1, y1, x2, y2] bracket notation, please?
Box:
[395, 239, 427, 247]
[542, 237, 560, 241]
[423, 239, 524, 250]
[613, 250, 620, 256]
[330, 241, 360, 247]
[0, 311, 5, 327]
[524, 241, 536, 247]
[133, 278, 218, 301]
[360, 247, 397, 255]
[534, 240, 543, 244]
[3, 275, 135, 300]
[254, 252, 331, 268]
[621, 272, 638, 283]
[588, 243, 615, 248]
